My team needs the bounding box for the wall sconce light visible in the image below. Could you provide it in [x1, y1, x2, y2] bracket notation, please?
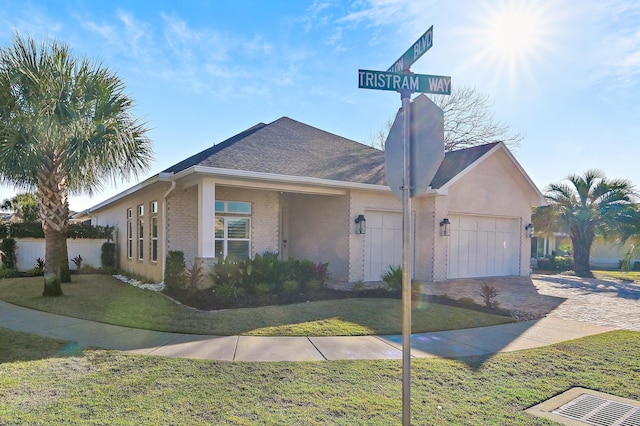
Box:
[440, 218, 450, 236]
[525, 223, 534, 238]
[355, 214, 366, 234]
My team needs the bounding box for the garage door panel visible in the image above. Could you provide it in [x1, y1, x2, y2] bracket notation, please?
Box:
[365, 211, 403, 281]
[448, 215, 519, 279]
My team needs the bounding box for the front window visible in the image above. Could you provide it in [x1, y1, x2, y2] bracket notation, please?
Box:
[215, 217, 250, 260]
[214, 200, 251, 260]
[138, 218, 144, 260]
[126, 208, 133, 259]
[151, 216, 158, 262]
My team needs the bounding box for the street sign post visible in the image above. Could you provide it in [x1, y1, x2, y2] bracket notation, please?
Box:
[387, 25, 433, 72]
[358, 69, 451, 95]
[357, 25, 450, 426]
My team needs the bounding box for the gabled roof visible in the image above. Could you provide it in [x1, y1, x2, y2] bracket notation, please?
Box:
[164, 117, 386, 185]
[84, 116, 543, 213]
[430, 142, 499, 189]
[163, 116, 503, 190]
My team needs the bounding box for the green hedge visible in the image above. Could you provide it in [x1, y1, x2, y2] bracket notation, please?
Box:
[4, 222, 113, 239]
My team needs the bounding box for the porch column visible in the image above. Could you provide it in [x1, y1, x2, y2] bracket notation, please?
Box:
[198, 178, 216, 258]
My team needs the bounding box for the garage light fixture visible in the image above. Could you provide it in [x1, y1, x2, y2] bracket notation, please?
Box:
[440, 218, 450, 236]
[355, 214, 366, 234]
[525, 223, 534, 238]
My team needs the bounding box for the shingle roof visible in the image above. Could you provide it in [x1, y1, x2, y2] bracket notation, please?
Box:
[162, 116, 498, 189]
[430, 142, 499, 189]
[163, 117, 386, 185]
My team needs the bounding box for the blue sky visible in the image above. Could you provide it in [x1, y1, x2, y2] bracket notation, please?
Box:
[1, 0, 639, 211]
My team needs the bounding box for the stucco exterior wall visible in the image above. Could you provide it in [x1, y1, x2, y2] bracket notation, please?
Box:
[90, 183, 169, 282]
[446, 150, 536, 277]
[286, 193, 349, 283]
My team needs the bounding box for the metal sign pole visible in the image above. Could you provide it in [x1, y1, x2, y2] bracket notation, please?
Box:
[400, 87, 412, 426]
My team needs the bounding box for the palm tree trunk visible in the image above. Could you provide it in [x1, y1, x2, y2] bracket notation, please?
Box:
[42, 226, 68, 296]
[38, 158, 71, 296]
[571, 235, 593, 278]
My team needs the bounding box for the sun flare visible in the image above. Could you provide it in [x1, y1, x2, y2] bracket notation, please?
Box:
[470, 1, 553, 90]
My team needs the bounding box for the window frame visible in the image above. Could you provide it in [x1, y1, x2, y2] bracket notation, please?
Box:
[214, 216, 251, 260]
[151, 215, 158, 263]
[126, 208, 133, 259]
[214, 200, 251, 260]
[137, 205, 144, 261]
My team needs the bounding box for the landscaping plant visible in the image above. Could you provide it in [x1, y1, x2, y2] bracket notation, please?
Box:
[477, 283, 499, 308]
[164, 251, 187, 288]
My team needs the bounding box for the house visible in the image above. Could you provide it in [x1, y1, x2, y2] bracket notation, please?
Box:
[78, 115, 545, 286]
[532, 232, 640, 270]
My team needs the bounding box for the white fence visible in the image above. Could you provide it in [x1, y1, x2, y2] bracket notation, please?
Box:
[13, 238, 109, 271]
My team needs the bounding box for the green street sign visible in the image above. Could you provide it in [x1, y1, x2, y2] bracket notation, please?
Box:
[358, 69, 451, 95]
[387, 25, 433, 72]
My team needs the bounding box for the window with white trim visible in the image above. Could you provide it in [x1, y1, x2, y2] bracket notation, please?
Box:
[126, 208, 133, 259]
[214, 201, 251, 260]
[137, 205, 144, 260]
[151, 216, 158, 262]
[150, 201, 158, 262]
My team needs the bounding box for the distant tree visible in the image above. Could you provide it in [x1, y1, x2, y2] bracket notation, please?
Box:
[0, 34, 153, 296]
[1, 193, 39, 222]
[365, 86, 523, 151]
[543, 170, 637, 277]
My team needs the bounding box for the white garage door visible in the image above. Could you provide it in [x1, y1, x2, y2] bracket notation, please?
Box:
[364, 211, 403, 281]
[448, 215, 519, 279]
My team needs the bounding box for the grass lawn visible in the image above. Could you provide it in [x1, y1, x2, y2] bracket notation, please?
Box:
[0, 327, 638, 425]
[594, 269, 640, 282]
[0, 275, 513, 336]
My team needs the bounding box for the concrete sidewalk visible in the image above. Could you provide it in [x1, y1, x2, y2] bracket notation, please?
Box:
[0, 300, 614, 362]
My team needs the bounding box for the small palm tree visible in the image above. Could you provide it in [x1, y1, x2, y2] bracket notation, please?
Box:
[544, 170, 637, 277]
[0, 34, 153, 295]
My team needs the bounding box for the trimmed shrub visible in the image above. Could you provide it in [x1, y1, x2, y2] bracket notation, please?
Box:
[7, 222, 44, 238]
[214, 283, 245, 299]
[457, 296, 477, 306]
[306, 279, 322, 291]
[165, 250, 187, 288]
[282, 279, 299, 294]
[0, 238, 17, 270]
[254, 282, 272, 295]
[6, 222, 113, 239]
[101, 242, 116, 268]
[551, 255, 573, 272]
[0, 267, 18, 278]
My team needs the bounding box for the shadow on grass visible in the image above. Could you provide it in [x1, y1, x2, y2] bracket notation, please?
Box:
[0, 328, 82, 364]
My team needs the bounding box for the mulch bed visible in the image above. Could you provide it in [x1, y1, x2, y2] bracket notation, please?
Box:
[163, 286, 400, 311]
[163, 286, 513, 317]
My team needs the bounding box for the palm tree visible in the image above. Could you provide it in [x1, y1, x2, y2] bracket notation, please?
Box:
[0, 34, 153, 296]
[544, 170, 637, 277]
[1, 193, 39, 222]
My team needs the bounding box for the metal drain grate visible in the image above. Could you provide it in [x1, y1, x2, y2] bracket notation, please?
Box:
[553, 393, 640, 426]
